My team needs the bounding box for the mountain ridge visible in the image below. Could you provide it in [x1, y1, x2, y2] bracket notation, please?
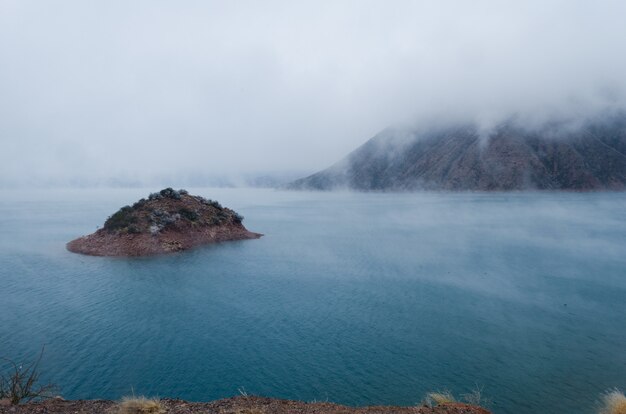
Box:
[288, 115, 626, 191]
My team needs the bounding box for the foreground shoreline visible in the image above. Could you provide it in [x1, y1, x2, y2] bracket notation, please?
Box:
[0, 396, 491, 414]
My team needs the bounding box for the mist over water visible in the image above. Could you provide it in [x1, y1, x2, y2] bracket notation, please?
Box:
[1, 188, 625, 414]
[3, 1, 626, 187]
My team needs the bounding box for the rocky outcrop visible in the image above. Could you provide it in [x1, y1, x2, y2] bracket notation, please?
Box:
[288, 114, 626, 191]
[67, 188, 262, 257]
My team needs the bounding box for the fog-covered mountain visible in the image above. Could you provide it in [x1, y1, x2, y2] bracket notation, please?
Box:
[288, 114, 626, 191]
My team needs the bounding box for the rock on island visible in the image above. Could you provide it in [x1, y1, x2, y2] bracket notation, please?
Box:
[67, 188, 262, 257]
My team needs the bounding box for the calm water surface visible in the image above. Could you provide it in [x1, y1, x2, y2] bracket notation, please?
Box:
[0, 188, 625, 414]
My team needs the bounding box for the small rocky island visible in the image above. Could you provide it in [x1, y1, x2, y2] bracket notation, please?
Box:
[67, 188, 262, 257]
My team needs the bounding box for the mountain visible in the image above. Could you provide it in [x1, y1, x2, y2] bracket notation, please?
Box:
[67, 188, 262, 256]
[288, 114, 626, 191]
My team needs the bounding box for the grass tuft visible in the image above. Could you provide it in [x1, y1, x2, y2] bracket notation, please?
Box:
[424, 390, 456, 406]
[599, 389, 626, 414]
[117, 396, 166, 414]
[461, 384, 488, 407]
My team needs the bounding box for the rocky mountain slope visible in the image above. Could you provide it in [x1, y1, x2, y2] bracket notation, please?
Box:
[288, 114, 626, 191]
[67, 188, 261, 256]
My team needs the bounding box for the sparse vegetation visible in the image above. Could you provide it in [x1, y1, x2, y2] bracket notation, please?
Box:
[116, 396, 166, 414]
[159, 187, 182, 200]
[0, 347, 57, 405]
[461, 384, 488, 407]
[99, 189, 241, 234]
[422, 386, 491, 409]
[179, 207, 199, 221]
[67, 188, 260, 256]
[104, 206, 137, 231]
[197, 196, 222, 209]
[148, 188, 186, 201]
[423, 390, 456, 406]
[599, 389, 626, 414]
[132, 198, 148, 209]
[233, 212, 244, 223]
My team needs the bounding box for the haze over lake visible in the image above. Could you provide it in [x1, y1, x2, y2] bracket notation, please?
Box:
[1, 188, 624, 414]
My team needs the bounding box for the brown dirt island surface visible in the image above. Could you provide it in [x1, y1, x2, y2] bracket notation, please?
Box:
[0, 396, 491, 414]
[66, 188, 262, 257]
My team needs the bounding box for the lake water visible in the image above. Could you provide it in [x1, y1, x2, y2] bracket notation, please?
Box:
[0, 188, 625, 414]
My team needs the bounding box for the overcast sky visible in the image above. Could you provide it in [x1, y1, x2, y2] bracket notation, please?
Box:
[2, 0, 626, 186]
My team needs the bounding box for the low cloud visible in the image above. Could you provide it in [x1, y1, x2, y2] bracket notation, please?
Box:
[1, 0, 626, 186]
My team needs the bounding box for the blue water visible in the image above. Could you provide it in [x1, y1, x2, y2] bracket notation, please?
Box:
[0, 188, 625, 414]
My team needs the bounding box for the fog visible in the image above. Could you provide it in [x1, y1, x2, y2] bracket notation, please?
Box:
[2, 0, 626, 187]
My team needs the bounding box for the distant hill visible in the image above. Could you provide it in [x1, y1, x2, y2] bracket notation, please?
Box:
[288, 114, 626, 191]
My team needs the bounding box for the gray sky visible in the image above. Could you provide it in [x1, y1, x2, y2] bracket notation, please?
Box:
[2, 0, 626, 186]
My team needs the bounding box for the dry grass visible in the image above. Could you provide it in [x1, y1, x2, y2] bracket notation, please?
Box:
[116, 396, 166, 414]
[423, 390, 456, 406]
[461, 384, 488, 407]
[0, 346, 57, 405]
[599, 390, 626, 414]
